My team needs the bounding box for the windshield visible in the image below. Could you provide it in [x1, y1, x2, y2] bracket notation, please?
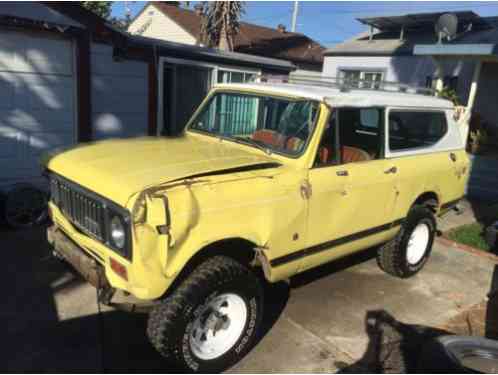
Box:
[188, 92, 319, 156]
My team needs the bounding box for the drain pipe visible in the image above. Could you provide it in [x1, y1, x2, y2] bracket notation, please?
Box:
[460, 60, 482, 144]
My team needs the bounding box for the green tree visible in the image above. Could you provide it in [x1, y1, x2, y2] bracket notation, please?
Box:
[200, 1, 244, 51]
[81, 1, 113, 19]
[81, 1, 134, 31]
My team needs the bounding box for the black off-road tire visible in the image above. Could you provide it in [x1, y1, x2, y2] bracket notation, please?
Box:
[147, 256, 263, 373]
[377, 205, 436, 278]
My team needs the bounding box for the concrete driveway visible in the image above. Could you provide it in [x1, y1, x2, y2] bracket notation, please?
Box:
[3, 226, 497, 372]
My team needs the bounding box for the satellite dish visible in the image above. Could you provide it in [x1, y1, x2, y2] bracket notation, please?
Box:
[435, 13, 458, 43]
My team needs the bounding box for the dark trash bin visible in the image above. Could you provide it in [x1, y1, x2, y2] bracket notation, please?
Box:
[485, 221, 498, 252]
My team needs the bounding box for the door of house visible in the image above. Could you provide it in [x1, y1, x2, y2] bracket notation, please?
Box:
[160, 58, 259, 136]
[162, 64, 212, 135]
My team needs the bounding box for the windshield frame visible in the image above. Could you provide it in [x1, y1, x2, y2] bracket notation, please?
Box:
[185, 89, 321, 159]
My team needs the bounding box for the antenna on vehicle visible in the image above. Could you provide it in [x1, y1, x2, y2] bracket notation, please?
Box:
[435, 13, 458, 43]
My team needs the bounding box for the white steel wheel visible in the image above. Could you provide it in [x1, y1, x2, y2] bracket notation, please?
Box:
[189, 293, 248, 361]
[406, 223, 430, 265]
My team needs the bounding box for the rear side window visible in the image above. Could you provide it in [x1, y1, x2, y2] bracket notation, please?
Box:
[388, 111, 447, 151]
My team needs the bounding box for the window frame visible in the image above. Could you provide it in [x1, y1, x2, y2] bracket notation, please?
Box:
[337, 67, 386, 89]
[312, 106, 386, 169]
[186, 90, 322, 160]
[385, 107, 450, 157]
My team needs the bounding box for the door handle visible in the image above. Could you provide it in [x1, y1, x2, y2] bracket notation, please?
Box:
[384, 166, 397, 174]
[336, 170, 349, 177]
[450, 152, 457, 162]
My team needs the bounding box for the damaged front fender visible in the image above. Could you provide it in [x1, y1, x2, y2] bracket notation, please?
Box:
[131, 192, 169, 279]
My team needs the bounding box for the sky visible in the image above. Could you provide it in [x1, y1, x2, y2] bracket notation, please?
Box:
[111, 1, 498, 47]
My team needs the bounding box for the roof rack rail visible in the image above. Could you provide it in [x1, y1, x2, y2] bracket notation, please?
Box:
[253, 74, 436, 96]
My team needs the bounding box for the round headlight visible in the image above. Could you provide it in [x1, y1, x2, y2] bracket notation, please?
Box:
[110, 215, 126, 249]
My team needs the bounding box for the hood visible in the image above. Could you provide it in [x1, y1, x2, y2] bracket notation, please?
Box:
[45, 134, 280, 207]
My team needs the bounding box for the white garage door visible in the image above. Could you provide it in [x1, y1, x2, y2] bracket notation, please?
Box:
[0, 29, 76, 191]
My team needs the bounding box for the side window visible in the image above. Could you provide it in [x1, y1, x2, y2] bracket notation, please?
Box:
[339, 108, 383, 161]
[314, 113, 338, 167]
[357, 108, 381, 134]
[314, 107, 384, 167]
[388, 111, 448, 151]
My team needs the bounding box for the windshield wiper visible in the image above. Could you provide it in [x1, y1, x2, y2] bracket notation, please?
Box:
[231, 136, 272, 155]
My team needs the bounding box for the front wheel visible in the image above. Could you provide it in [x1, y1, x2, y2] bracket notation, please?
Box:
[377, 205, 436, 278]
[147, 256, 263, 372]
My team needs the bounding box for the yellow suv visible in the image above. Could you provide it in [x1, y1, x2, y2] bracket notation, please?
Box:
[45, 81, 469, 372]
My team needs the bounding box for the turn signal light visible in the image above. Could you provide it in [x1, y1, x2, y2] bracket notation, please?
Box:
[110, 258, 128, 281]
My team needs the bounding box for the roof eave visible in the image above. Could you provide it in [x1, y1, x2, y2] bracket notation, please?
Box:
[414, 43, 498, 57]
[128, 35, 296, 72]
[324, 49, 413, 57]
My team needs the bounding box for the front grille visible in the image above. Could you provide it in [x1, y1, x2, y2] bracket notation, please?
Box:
[50, 176, 106, 241]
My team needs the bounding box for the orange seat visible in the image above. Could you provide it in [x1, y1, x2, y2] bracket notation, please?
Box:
[252, 130, 283, 147]
[318, 145, 371, 165]
[318, 146, 332, 164]
[285, 137, 304, 152]
[342, 146, 371, 163]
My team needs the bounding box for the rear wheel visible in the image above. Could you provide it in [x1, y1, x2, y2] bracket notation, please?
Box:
[147, 256, 263, 373]
[377, 205, 436, 278]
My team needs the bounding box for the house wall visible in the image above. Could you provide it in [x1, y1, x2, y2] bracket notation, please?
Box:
[128, 3, 196, 45]
[91, 43, 149, 140]
[290, 68, 322, 78]
[323, 55, 475, 104]
[323, 55, 435, 85]
[474, 62, 498, 129]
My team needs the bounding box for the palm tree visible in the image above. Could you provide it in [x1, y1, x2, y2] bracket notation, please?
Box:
[200, 1, 244, 51]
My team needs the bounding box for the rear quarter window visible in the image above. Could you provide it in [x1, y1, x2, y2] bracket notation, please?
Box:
[388, 110, 448, 151]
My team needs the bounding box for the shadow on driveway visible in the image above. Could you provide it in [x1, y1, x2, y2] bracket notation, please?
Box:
[1, 224, 292, 372]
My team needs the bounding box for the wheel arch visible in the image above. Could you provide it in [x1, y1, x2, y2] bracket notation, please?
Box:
[162, 237, 265, 300]
[413, 191, 440, 213]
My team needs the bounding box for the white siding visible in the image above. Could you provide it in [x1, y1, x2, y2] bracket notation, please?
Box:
[0, 29, 76, 190]
[91, 44, 149, 140]
[128, 4, 196, 45]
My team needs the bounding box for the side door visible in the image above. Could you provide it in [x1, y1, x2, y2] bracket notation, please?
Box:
[339, 108, 399, 235]
[302, 108, 397, 270]
[303, 107, 398, 272]
[306, 111, 356, 253]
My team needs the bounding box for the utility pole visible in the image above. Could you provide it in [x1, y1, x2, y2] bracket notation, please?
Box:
[291, 0, 299, 32]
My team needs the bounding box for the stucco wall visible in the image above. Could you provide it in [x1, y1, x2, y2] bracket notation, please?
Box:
[323, 55, 475, 104]
[474, 62, 498, 129]
[290, 68, 323, 78]
[128, 3, 197, 45]
[323, 55, 435, 85]
[91, 44, 149, 140]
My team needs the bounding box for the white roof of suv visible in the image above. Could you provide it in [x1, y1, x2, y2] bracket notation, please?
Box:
[215, 82, 454, 110]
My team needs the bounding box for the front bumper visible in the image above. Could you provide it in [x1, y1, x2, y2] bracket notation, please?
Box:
[47, 225, 110, 290]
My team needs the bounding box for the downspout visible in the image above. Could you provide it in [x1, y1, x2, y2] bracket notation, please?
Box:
[458, 60, 482, 144]
[463, 60, 482, 142]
